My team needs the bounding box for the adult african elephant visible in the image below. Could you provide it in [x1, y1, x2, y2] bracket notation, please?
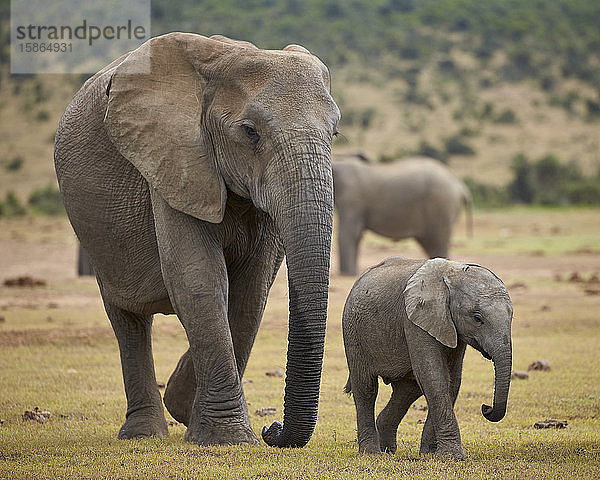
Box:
[332, 156, 472, 275]
[54, 33, 340, 448]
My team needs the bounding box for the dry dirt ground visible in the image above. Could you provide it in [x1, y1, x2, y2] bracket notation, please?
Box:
[1, 212, 599, 325]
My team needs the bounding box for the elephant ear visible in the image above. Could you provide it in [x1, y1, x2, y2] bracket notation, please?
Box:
[404, 258, 458, 348]
[104, 33, 231, 223]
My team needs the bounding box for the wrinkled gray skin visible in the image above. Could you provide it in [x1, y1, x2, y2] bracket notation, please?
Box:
[54, 33, 340, 448]
[343, 257, 512, 459]
[332, 157, 472, 275]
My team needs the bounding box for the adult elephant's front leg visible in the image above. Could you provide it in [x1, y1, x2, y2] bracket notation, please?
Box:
[151, 192, 257, 446]
[164, 223, 284, 428]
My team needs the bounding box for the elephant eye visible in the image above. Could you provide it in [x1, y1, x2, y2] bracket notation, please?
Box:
[473, 312, 484, 324]
[242, 124, 260, 144]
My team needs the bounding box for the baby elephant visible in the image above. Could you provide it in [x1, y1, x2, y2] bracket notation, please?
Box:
[343, 257, 513, 459]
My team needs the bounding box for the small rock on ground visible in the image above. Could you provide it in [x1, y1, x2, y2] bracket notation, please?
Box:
[4, 276, 46, 287]
[534, 419, 568, 429]
[255, 407, 277, 417]
[511, 370, 529, 380]
[528, 359, 551, 371]
[23, 407, 51, 423]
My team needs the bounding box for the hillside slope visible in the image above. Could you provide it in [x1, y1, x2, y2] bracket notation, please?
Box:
[1, 0, 599, 204]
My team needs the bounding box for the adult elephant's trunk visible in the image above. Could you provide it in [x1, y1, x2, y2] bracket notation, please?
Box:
[258, 133, 334, 448]
[482, 345, 512, 422]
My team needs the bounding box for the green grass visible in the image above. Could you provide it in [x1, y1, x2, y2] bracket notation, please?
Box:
[1, 209, 600, 478]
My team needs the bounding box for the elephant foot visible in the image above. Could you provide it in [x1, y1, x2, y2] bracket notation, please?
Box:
[358, 440, 382, 455]
[376, 424, 397, 453]
[379, 438, 397, 454]
[420, 443, 465, 461]
[435, 445, 465, 460]
[117, 406, 169, 439]
[184, 421, 259, 446]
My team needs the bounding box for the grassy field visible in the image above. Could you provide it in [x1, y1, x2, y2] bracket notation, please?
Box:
[1, 208, 599, 479]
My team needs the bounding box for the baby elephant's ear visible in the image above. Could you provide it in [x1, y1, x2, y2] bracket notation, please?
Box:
[404, 258, 457, 348]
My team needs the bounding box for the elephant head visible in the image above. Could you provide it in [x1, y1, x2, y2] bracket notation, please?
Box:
[103, 33, 340, 447]
[404, 258, 513, 422]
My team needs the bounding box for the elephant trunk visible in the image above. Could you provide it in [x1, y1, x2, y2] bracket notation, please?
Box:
[257, 133, 333, 448]
[482, 344, 512, 422]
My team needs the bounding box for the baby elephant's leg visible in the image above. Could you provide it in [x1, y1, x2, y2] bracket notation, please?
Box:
[376, 379, 422, 453]
[351, 375, 380, 454]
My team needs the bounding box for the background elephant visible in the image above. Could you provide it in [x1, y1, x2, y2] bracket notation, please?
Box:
[332, 156, 473, 275]
[54, 33, 340, 448]
[333, 152, 373, 164]
[343, 257, 513, 459]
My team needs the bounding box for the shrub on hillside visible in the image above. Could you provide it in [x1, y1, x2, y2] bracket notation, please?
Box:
[508, 153, 600, 206]
[28, 185, 65, 216]
[412, 140, 448, 163]
[463, 177, 509, 208]
[493, 109, 518, 124]
[586, 99, 600, 120]
[4, 156, 23, 172]
[0, 192, 26, 217]
[444, 134, 475, 156]
[508, 154, 534, 204]
[341, 107, 377, 129]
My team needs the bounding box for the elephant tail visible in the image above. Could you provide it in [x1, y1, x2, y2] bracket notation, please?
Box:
[462, 185, 474, 238]
[344, 377, 352, 395]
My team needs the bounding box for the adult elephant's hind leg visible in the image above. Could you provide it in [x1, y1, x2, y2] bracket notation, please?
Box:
[417, 224, 451, 259]
[163, 348, 195, 425]
[337, 212, 363, 276]
[104, 302, 168, 439]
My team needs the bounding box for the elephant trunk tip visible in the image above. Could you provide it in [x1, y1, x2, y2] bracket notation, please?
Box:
[481, 403, 506, 422]
[262, 422, 283, 447]
[261, 421, 310, 448]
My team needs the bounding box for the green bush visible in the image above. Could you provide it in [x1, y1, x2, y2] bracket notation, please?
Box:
[548, 91, 580, 113]
[462, 177, 509, 208]
[444, 134, 475, 156]
[0, 191, 27, 217]
[508, 153, 535, 203]
[479, 102, 495, 120]
[28, 184, 65, 216]
[563, 178, 600, 205]
[494, 109, 518, 124]
[412, 140, 448, 163]
[35, 110, 50, 122]
[404, 88, 433, 108]
[340, 107, 377, 129]
[507, 153, 600, 206]
[4, 155, 24, 172]
[586, 99, 600, 120]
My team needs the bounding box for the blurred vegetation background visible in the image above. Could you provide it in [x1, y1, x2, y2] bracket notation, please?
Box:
[1, 0, 599, 214]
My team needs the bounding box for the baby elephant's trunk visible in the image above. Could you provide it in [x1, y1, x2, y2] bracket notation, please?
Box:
[482, 347, 512, 422]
